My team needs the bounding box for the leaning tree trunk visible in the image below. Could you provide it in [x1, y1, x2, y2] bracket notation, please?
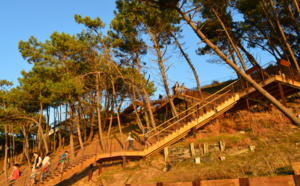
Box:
[96, 73, 104, 149]
[145, 25, 178, 118]
[293, 0, 300, 19]
[136, 54, 155, 129]
[170, 32, 203, 99]
[269, 0, 300, 71]
[212, 8, 247, 72]
[176, 6, 300, 126]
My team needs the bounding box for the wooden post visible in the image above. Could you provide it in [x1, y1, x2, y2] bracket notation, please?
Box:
[185, 101, 188, 124]
[190, 143, 195, 158]
[192, 127, 196, 139]
[179, 102, 181, 119]
[122, 156, 126, 169]
[246, 98, 250, 112]
[278, 82, 287, 107]
[165, 105, 168, 121]
[260, 68, 265, 85]
[98, 162, 102, 175]
[192, 180, 200, 186]
[88, 164, 93, 181]
[157, 182, 163, 186]
[239, 178, 249, 186]
[164, 147, 168, 163]
[294, 175, 300, 186]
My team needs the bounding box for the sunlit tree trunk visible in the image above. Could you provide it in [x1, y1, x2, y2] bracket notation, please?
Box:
[175, 6, 300, 126]
[269, 0, 300, 71]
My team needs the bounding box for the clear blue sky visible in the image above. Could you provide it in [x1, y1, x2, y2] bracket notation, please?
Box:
[0, 0, 275, 98]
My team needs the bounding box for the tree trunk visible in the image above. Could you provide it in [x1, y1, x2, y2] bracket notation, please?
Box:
[12, 127, 15, 164]
[3, 123, 8, 183]
[68, 104, 75, 160]
[73, 104, 84, 150]
[106, 98, 114, 152]
[293, 0, 300, 21]
[96, 74, 104, 148]
[53, 106, 56, 151]
[115, 99, 124, 148]
[136, 54, 155, 129]
[59, 105, 62, 149]
[9, 125, 13, 168]
[170, 32, 203, 99]
[38, 98, 49, 153]
[22, 125, 31, 166]
[243, 11, 282, 59]
[211, 8, 247, 72]
[176, 6, 300, 126]
[145, 25, 178, 118]
[269, 0, 300, 71]
[260, 0, 290, 59]
[46, 106, 50, 147]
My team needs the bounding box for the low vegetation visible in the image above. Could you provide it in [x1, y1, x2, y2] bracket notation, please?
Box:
[70, 103, 300, 185]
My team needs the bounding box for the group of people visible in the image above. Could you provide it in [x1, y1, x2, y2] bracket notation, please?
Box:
[29, 152, 51, 185]
[172, 82, 186, 95]
[7, 150, 69, 186]
[126, 127, 152, 151]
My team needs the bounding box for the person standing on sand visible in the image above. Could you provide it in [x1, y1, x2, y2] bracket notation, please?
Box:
[126, 132, 136, 151]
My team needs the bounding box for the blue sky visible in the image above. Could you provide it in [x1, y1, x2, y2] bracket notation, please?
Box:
[0, 0, 275, 99]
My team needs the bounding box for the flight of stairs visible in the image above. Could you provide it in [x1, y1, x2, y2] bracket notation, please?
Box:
[35, 86, 240, 186]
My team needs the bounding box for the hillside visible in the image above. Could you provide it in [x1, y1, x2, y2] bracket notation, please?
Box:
[59, 100, 300, 185]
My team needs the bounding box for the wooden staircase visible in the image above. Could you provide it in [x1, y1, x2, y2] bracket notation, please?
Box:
[8, 63, 300, 186]
[34, 81, 239, 186]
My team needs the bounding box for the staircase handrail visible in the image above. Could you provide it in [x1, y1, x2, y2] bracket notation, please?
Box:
[147, 89, 233, 141]
[140, 80, 238, 136]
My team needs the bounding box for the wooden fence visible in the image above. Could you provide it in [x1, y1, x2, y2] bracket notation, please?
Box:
[99, 175, 299, 186]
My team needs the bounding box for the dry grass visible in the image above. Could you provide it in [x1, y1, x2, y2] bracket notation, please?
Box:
[71, 107, 300, 185]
